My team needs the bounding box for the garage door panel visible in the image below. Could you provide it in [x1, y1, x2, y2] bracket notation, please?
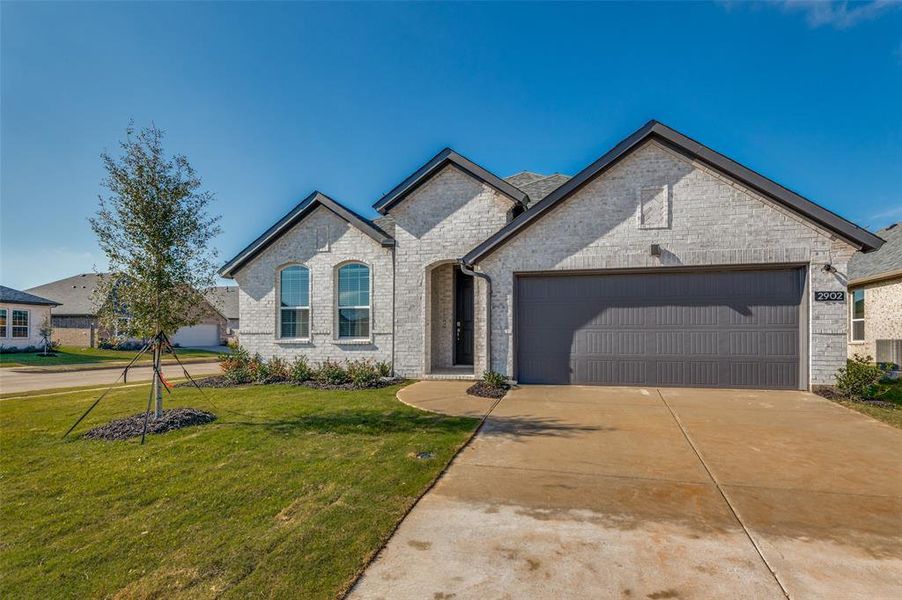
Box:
[516, 268, 804, 389]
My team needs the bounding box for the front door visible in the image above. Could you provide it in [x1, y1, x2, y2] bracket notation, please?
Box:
[454, 268, 474, 365]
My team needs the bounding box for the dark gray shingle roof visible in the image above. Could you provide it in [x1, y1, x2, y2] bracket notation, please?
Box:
[516, 174, 571, 206]
[0, 285, 61, 306]
[204, 286, 239, 319]
[849, 223, 902, 283]
[25, 273, 102, 314]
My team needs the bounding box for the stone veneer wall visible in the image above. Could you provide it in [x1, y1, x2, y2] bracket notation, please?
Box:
[391, 164, 514, 377]
[234, 205, 393, 364]
[478, 141, 857, 386]
[848, 278, 902, 362]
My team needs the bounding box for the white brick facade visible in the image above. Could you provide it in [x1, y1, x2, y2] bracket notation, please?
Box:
[234, 206, 393, 364]
[478, 141, 855, 386]
[0, 302, 53, 349]
[231, 136, 868, 388]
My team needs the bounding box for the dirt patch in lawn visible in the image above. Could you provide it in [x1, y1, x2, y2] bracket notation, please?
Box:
[84, 408, 217, 440]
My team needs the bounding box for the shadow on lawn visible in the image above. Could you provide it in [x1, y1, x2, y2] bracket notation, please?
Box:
[227, 410, 608, 439]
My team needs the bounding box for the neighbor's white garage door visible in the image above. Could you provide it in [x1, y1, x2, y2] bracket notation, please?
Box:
[171, 324, 220, 347]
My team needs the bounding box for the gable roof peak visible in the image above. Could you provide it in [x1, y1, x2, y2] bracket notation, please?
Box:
[373, 147, 528, 215]
[463, 119, 883, 263]
[219, 190, 394, 278]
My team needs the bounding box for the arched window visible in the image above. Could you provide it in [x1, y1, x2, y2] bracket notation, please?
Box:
[279, 265, 310, 338]
[337, 263, 370, 339]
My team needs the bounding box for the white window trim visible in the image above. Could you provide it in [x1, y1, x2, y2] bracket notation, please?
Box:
[335, 261, 373, 342]
[277, 264, 311, 341]
[850, 289, 865, 343]
[11, 308, 30, 339]
[0, 307, 7, 338]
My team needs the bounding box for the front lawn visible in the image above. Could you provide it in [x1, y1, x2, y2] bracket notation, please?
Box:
[0, 345, 220, 368]
[0, 382, 478, 598]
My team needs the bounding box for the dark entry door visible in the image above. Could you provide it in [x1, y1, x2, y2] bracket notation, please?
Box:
[455, 269, 474, 365]
[516, 268, 805, 389]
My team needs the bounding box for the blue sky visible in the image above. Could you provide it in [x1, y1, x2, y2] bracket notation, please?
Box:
[2, 1, 900, 290]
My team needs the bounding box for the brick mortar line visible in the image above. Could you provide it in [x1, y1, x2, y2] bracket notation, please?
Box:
[656, 389, 791, 599]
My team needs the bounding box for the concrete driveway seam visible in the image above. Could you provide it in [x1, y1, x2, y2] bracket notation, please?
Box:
[655, 388, 792, 600]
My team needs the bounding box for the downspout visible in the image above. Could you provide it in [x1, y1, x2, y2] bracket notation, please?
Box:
[458, 260, 491, 374]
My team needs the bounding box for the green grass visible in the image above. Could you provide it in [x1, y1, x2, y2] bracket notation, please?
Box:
[0, 345, 220, 368]
[0, 382, 478, 598]
[831, 379, 902, 429]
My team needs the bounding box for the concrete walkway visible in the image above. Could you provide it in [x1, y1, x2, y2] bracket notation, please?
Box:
[0, 361, 222, 395]
[350, 383, 902, 599]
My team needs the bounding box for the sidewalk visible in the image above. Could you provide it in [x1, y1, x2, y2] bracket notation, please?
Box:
[0, 361, 222, 395]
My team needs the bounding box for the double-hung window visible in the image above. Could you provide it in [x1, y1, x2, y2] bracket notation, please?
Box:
[337, 263, 370, 339]
[850, 289, 865, 342]
[280, 266, 310, 339]
[0, 309, 7, 337]
[11, 310, 29, 338]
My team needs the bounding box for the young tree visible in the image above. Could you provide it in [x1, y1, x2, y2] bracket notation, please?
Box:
[91, 124, 221, 416]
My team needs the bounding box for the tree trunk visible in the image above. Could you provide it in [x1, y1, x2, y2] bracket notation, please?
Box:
[153, 340, 163, 417]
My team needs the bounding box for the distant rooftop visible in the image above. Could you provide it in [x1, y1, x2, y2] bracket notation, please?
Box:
[0, 285, 60, 307]
[25, 273, 102, 316]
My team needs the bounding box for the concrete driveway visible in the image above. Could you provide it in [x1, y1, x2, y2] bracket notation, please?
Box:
[351, 385, 902, 599]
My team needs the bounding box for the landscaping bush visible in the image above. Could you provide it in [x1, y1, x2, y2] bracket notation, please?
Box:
[315, 359, 351, 385]
[248, 353, 269, 383]
[289, 356, 313, 383]
[835, 354, 888, 401]
[376, 360, 392, 378]
[267, 356, 290, 383]
[481, 370, 507, 389]
[347, 359, 381, 388]
[220, 346, 253, 384]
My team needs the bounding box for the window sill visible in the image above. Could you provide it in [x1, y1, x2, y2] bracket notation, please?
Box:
[275, 338, 312, 345]
[849, 340, 867, 345]
[334, 338, 373, 345]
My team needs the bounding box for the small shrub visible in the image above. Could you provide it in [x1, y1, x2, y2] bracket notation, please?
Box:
[267, 357, 290, 383]
[248, 353, 269, 383]
[220, 346, 253, 384]
[347, 359, 380, 388]
[376, 361, 392, 378]
[835, 354, 888, 401]
[315, 359, 350, 385]
[289, 356, 313, 383]
[481, 370, 507, 389]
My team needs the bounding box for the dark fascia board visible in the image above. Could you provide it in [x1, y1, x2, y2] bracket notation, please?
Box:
[464, 120, 884, 264]
[373, 147, 529, 215]
[219, 191, 395, 278]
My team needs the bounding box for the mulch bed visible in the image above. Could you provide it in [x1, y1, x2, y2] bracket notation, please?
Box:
[467, 382, 509, 399]
[83, 408, 217, 441]
[174, 376, 402, 390]
[812, 386, 897, 409]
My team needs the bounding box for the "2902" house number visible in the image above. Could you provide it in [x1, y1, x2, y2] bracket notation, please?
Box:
[814, 291, 845, 302]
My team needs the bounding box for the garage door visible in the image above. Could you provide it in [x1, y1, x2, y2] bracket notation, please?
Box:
[516, 268, 805, 389]
[170, 324, 220, 347]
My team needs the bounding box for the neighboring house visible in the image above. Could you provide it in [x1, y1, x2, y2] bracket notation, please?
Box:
[847, 223, 902, 368]
[0, 286, 60, 349]
[204, 286, 240, 338]
[220, 120, 884, 390]
[26, 273, 229, 347]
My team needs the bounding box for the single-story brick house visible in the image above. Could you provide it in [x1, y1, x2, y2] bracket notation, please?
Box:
[0, 286, 60, 349]
[26, 273, 229, 347]
[220, 120, 884, 390]
[847, 222, 902, 368]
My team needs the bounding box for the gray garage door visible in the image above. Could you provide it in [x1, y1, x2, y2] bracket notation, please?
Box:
[516, 268, 805, 389]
